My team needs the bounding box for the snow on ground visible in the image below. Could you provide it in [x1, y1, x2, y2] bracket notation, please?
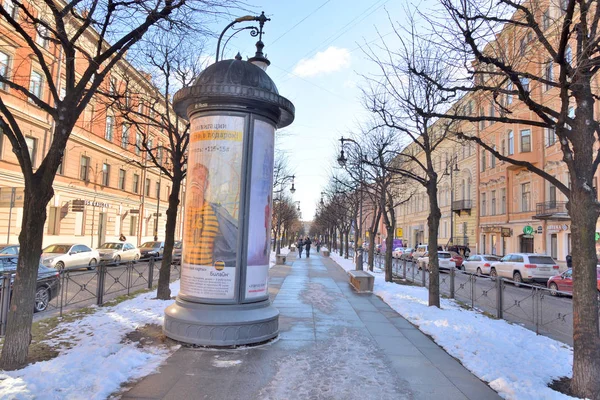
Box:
[0, 281, 181, 400]
[269, 247, 291, 269]
[329, 251, 576, 400]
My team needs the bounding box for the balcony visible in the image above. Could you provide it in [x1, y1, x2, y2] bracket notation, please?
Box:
[452, 199, 472, 214]
[533, 201, 570, 220]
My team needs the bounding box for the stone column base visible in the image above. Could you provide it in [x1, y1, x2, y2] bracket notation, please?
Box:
[164, 298, 279, 346]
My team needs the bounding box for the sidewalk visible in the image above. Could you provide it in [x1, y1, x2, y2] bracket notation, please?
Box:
[121, 252, 500, 400]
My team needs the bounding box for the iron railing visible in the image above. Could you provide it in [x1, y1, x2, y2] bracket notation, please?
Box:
[534, 201, 569, 219]
[452, 199, 473, 211]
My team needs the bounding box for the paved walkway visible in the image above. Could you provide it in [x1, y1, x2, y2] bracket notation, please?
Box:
[121, 253, 500, 400]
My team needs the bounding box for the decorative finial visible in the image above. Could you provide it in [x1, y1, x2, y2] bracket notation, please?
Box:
[235, 52, 242, 60]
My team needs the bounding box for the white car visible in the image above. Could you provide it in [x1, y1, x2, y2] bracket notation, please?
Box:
[412, 245, 428, 261]
[97, 242, 141, 264]
[463, 254, 502, 275]
[417, 251, 456, 271]
[392, 247, 405, 258]
[41, 243, 100, 270]
[490, 253, 559, 284]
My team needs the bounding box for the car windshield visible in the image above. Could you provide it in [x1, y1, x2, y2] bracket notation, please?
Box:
[528, 256, 555, 264]
[483, 256, 501, 262]
[99, 243, 122, 250]
[42, 245, 70, 254]
[438, 253, 451, 259]
[140, 242, 159, 248]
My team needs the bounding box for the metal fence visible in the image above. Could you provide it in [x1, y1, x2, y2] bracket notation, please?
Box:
[363, 253, 592, 346]
[0, 258, 181, 336]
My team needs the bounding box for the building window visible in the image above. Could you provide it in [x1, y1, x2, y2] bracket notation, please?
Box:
[80, 155, 90, 181]
[102, 163, 110, 186]
[105, 115, 114, 141]
[482, 235, 486, 254]
[156, 181, 161, 199]
[118, 169, 126, 190]
[57, 154, 64, 175]
[135, 132, 142, 155]
[110, 77, 117, 95]
[520, 129, 531, 152]
[121, 125, 129, 148]
[501, 139, 506, 156]
[29, 71, 43, 100]
[146, 138, 152, 161]
[545, 61, 553, 91]
[479, 107, 485, 130]
[481, 149, 486, 171]
[542, 9, 550, 30]
[481, 193, 487, 216]
[133, 173, 140, 194]
[489, 103, 495, 125]
[549, 183, 557, 205]
[491, 190, 496, 215]
[145, 178, 151, 196]
[25, 136, 37, 168]
[546, 127, 556, 146]
[565, 46, 573, 65]
[519, 38, 526, 56]
[506, 82, 513, 105]
[4, 0, 17, 19]
[490, 146, 496, 168]
[501, 188, 506, 214]
[520, 77, 530, 92]
[47, 206, 60, 235]
[157, 145, 164, 164]
[129, 215, 138, 236]
[521, 182, 531, 212]
[35, 23, 49, 48]
[508, 131, 514, 155]
[0, 51, 9, 90]
[561, 0, 569, 14]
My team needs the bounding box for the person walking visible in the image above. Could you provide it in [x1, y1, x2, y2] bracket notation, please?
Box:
[316, 239, 321, 253]
[304, 236, 312, 258]
[297, 237, 304, 258]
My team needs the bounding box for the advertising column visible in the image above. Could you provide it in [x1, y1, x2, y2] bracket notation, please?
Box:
[180, 115, 245, 301]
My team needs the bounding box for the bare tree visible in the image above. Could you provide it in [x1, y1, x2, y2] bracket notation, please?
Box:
[403, 0, 600, 395]
[0, 0, 236, 370]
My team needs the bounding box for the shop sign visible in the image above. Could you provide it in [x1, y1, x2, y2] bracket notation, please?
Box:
[482, 226, 502, 234]
[0, 187, 24, 208]
[537, 226, 543, 234]
[129, 209, 140, 214]
[548, 224, 569, 232]
[74, 199, 110, 209]
[596, 232, 600, 241]
[523, 225, 534, 235]
[501, 228, 512, 237]
[396, 228, 403, 238]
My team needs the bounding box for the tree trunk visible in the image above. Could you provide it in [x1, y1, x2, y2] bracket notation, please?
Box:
[0, 183, 53, 369]
[385, 229, 394, 281]
[427, 183, 441, 308]
[156, 178, 181, 300]
[368, 231, 376, 272]
[344, 230, 350, 259]
[569, 189, 600, 398]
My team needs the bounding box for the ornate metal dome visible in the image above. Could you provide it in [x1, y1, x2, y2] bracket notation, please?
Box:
[173, 57, 295, 128]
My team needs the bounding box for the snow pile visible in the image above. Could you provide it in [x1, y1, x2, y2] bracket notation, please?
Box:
[0, 281, 181, 400]
[330, 252, 575, 400]
[269, 247, 291, 269]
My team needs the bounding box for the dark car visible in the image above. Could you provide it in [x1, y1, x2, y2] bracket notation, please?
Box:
[0, 245, 19, 255]
[0, 255, 60, 312]
[138, 241, 165, 260]
[172, 240, 182, 265]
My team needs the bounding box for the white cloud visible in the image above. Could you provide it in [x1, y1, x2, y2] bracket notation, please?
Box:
[292, 47, 351, 78]
[343, 79, 357, 89]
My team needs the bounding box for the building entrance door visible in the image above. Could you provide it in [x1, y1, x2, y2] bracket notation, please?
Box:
[520, 235, 534, 253]
[551, 234, 558, 259]
[98, 212, 107, 246]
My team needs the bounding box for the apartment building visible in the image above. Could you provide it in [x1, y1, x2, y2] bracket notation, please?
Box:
[0, 1, 182, 248]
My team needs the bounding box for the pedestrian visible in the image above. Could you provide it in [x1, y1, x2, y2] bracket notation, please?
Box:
[316, 239, 321, 253]
[566, 254, 572, 269]
[297, 237, 304, 258]
[304, 236, 312, 258]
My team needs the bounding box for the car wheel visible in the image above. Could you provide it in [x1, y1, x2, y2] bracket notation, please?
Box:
[88, 258, 97, 270]
[476, 267, 482, 276]
[490, 268, 497, 280]
[55, 261, 65, 270]
[513, 271, 523, 287]
[549, 282, 559, 297]
[115, 255, 121, 265]
[34, 286, 50, 313]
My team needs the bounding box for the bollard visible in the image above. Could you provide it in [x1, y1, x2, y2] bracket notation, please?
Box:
[449, 267, 455, 298]
[96, 264, 106, 305]
[412, 261, 415, 282]
[402, 260, 407, 279]
[496, 277, 503, 319]
[148, 257, 155, 289]
[421, 266, 426, 286]
[0, 274, 11, 336]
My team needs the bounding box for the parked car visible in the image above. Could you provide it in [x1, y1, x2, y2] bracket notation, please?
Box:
[97, 242, 140, 265]
[375, 244, 382, 254]
[413, 245, 428, 261]
[448, 251, 464, 269]
[417, 251, 456, 271]
[400, 247, 414, 261]
[547, 268, 600, 296]
[0, 255, 60, 312]
[40, 243, 99, 270]
[172, 240, 182, 264]
[392, 247, 404, 259]
[0, 244, 19, 255]
[490, 253, 559, 285]
[138, 241, 165, 259]
[463, 254, 502, 275]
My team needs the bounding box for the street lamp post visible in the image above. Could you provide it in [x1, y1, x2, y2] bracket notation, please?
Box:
[164, 14, 295, 347]
[444, 159, 460, 248]
[337, 137, 364, 271]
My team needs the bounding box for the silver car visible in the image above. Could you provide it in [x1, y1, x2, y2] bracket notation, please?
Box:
[97, 242, 141, 265]
[41, 243, 100, 270]
[463, 254, 502, 275]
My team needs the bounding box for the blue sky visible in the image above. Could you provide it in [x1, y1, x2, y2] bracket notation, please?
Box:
[211, 0, 410, 220]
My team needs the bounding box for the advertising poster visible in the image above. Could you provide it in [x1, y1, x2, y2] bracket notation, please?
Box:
[245, 119, 275, 299]
[180, 115, 244, 300]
